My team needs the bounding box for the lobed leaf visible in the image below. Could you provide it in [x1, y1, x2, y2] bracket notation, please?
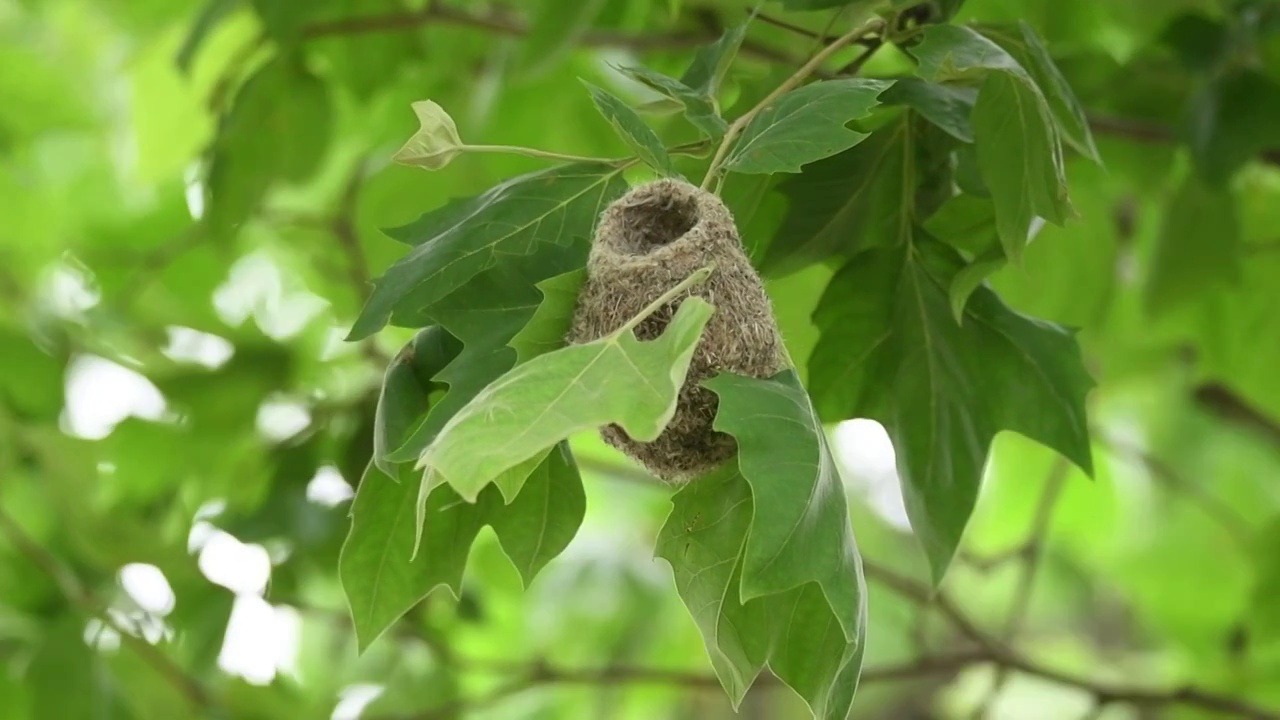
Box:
[340, 445, 584, 651]
[417, 293, 714, 502]
[391, 100, 464, 171]
[656, 468, 865, 719]
[582, 80, 674, 174]
[971, 70, 1072, 262]
[809, 234, 1093, 581]
[725, 79, 893, 175]
[618, 64, 727, 139]
[508, 269, 586, 364]
[908, 24, 1024, 82]
[348, 163, 626, 340]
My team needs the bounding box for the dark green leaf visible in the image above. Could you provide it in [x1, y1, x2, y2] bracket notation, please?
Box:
[373, 326, 462, 475]
[1248, 516, 1280, 642]
[508, 269, 586, 363]
[348, 163, 626, 340]
[725, 79, 892, 175]
[249, 0, 320, 43]
[908, 24, 1023, 82]
[704, 370, 864, 643]
[764, 118, 920, 276]
[971, 70, 1072, 262]
[205, 55, 333, 235]
[384, 238, 591, 464]
[340, 446, 585, 650]
[880, 77, 977, 142]
[680, 23, 746, 97]
[949, 244, 1006, 321]
[618, 65, 727, 138]
[656, 468, 865, 719]
[922, 192, 997, 254]
[810, 235, 1093, 581]
[582, 81, 674, 174]
[1144, 174, 1241, 316]
[1187, 68, 1280, 186]
[978, 22, 1102, 163]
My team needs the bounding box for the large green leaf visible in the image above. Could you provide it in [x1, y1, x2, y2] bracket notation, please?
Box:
[582, 81, 674, 174]
[618, 64, 727, 138]
[1144, 174, 1241, 316]
[383, 238, 591, 464]
[724, 79, 893, 175]
[704, 371, 864, 643]
[879, 77, 977, 143]
[908, 24, 1024, 82]
[809, 234, 1093, 581]
[348, 163, 627, 340]
[416, 289, 714, 502]
[340, 445, 585, 650]
[971, 70, 1072, 262]
[656, 468, 865, 719]
[508, 269, 587, 364]
[372, 326, 462, 476]
[205, 54, 333, 235]
[978, 22, 1102, 163]
[679, 23, 746, 97]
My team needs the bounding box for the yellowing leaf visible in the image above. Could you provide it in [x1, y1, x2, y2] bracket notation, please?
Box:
[392, 100, 464, 171]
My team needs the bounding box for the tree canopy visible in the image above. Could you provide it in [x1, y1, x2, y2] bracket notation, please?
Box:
[3, 0, 1280, 719]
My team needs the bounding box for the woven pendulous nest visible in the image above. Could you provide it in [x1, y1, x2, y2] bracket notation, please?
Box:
[567, 178, 784, 482]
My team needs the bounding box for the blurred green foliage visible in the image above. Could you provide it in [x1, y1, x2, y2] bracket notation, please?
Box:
[2, 0, 1280, 718]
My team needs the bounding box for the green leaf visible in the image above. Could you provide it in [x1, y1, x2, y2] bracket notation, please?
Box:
[205, 54, 333, 235]
[724, 79, 893, 175]
[1144, 174, 1241, 316]
[617, 65, 727, 138]
[175, 0, 239, 73]
[922, 193, 997, 254]
[655, 468, 865, 719]
[764, 118, 913, 276]
[509, 269, 586, 364]
[340, 445, 585, 651]
[249, 0, 319, 42]
[971, 70, 1072, 262]
[809, 235, 1093, 581]
[391, 100, 465, 171]
[978, 22, 1102, 163]
[704, 370, 864, 643]
[348, 163, 627, 340]
[879, 77, 976, 143]
[417, 287, 714, 502]
[909, 24, 1024, 82]
[680, 23, 746, 97]
[1187, 67, 1280, 186]
[373, 326, 462, 475]
[384, 238, 591, 464]
[1248, 516, 1280, 643]
[949, 244, 1006, 321]
[582, 81, 674, 174]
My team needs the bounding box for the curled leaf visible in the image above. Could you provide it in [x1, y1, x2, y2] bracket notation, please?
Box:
[393, 100, 465, 170]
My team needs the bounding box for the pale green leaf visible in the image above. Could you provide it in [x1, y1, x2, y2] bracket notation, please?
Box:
[418, 289, 714, 502]
[582, 81, 674, 174]
[725, 79, 893, 175]
[680, 23, 746, 97]
[509, 269, 586, 364]
[391, 100, 465, 171]
[1145, 174, 1241, 316]
[519, 0, 607, 75]
[617, 65, 727, 139]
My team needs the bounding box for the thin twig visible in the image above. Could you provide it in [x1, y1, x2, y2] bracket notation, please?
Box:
[0, 506, 212, 709]
[970, 457, 1071, 719]
[301, 4, 798, 67]
[862, 559, 1280, 719]
[1194, 383, 1280, 448]
[332, 156, 372, 298]
[700, 17, 885, 189]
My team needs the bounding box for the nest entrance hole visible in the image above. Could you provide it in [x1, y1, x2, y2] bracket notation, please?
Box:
[611, 191, 698, 255]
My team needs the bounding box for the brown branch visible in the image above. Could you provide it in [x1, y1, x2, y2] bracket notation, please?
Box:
[1194, 382, 1280, 448]
[301, 4, 797, 66]
[0, 506, 212, 710]
[862, 560, 1280, 719]
[1098, 432, 1254, 549]
[1088, 114, 1280, 166]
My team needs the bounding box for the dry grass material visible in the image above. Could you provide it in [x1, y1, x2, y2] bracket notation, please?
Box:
[567, 178, 783, 482]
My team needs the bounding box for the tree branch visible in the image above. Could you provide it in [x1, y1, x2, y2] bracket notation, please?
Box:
[1088, 114, 1280, 167]
[862, 560, 1280, 719]
[0, 506, 212, 710]
[301, 4, 797, 66]
[1194, 382, 1280, 448]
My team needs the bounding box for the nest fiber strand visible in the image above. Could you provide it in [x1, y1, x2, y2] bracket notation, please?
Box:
[567, 178, 783, 482]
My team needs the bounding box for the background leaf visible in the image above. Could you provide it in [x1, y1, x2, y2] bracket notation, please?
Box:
[582, 81, 674, 174]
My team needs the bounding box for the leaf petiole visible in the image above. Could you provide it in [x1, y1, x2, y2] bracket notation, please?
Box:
[616, 264, 716, 337]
